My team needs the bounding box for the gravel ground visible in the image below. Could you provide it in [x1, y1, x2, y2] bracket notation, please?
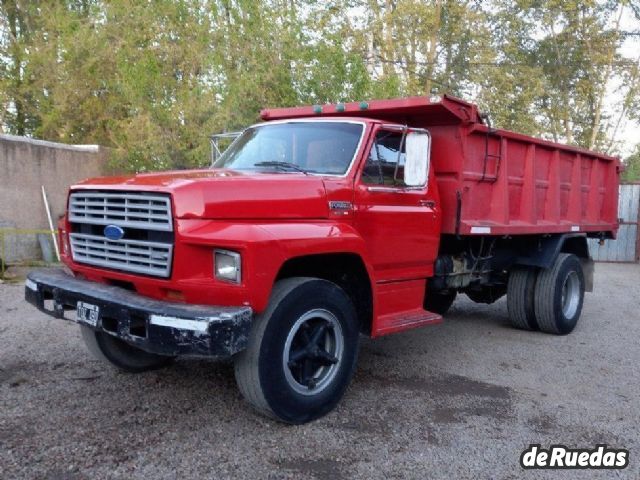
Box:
[1, 262, 639, 480]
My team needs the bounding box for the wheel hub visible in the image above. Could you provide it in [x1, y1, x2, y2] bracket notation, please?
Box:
[283, 309, 344, 395]
[561, 271, 580, 319]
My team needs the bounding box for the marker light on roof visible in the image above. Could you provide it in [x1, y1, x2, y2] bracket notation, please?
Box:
[335, 103, 346, 112]
[359, 101, 369, 110]
[313, 105, 322, 114]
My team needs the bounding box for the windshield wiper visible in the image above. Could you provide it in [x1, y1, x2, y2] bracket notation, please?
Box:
[254, 161, 309, 175]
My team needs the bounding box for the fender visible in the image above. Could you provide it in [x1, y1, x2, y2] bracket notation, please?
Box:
[257, 221, 376, 295]
[258, 222, 371, 259]
[179, 219, 376, 313]
[514, 233, 594, 292]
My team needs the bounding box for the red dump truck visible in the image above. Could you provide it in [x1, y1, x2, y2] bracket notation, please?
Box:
[25, 95, 620, 423]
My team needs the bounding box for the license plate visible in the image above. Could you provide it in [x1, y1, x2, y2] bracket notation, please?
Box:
[77, 301, 100, 327]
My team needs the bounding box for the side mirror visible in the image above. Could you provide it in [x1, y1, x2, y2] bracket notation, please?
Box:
[404, 132, 430, 187]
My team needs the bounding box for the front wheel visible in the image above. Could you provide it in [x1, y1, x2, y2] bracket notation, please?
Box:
[80, 326, 174, 373]
[234, 277, 360, 424]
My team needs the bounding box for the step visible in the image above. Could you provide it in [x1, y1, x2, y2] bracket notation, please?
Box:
[375, 308, 443, 336]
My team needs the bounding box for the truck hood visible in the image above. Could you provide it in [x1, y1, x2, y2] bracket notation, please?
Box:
[73, 169, 331, 220]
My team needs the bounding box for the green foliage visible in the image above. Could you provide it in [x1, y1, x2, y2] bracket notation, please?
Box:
[623, 145, 640, 182]
[478, 0, 636, 152]
[0, 0, 639, 172]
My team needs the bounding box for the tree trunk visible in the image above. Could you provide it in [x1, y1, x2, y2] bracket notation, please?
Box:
[425, 0, 442, 95]
[587, 6, 623, 150]
[4, 0, 26, 135]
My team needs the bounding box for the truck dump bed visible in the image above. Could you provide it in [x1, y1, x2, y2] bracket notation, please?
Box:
[262, 95, 620, 238]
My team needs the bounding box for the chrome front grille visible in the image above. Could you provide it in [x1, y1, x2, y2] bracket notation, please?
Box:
[69, 191, 173, 231]
[70, 233, 173, 278]
[68, 190, 174, 278]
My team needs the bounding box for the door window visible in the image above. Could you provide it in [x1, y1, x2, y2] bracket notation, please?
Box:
[361, 130, 406, 185]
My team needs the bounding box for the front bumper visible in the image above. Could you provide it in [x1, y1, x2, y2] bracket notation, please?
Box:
[24, 269, 253, 358]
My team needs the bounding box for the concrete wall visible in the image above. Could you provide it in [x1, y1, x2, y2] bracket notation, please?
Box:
[0, 134, 111, 262]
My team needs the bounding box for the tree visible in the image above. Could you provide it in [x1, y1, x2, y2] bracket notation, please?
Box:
[623, 144, 640, 182]
[340, 0, 493, 98]
[0, 0, 41, 135]
[0, 0, 638, 171]
[478, 1, 640, 153]
[0, 0, 375, 171]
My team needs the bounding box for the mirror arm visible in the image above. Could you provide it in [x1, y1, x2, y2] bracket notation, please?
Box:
[393, 126, 408, 185]
[380, 124, 429, 135]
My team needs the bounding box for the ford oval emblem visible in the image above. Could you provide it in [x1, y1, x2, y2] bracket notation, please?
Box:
[104, 224, 125, 241]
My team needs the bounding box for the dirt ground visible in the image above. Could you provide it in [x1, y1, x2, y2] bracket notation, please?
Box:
[1, 262, 639, 479]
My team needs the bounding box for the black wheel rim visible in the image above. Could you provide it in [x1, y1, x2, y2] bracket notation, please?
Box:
[282, 309, 344, 396]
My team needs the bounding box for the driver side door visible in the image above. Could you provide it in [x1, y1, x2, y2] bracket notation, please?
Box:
[353, 126, 440, 283]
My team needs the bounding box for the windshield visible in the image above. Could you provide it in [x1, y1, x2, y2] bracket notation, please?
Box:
[213, 122, 364, 175]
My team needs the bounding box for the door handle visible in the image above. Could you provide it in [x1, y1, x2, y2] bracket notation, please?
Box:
[419, 200, 436, 208]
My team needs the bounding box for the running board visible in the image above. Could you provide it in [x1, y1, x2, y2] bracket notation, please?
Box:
[374, 309, 442, 337]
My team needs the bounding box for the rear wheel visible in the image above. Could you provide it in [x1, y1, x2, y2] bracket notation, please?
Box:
[507, 267, 539, 331]
[424, 290, 457, 315]
[80, 326, 174, 373]
[234, 277, 360, 424]
[534, 253, 585, 335]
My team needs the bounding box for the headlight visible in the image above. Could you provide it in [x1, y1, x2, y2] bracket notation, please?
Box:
[214, 249, 241, 283]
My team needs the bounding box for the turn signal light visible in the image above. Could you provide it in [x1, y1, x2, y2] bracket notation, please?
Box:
[165, 289, 185, 302]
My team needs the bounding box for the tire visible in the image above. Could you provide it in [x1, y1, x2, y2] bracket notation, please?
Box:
[507, 267, 539, 331]
[234, 277, 360, 424]
[465, 286, 506, 305]
[424, 289, 457, 315]
[80, 325, 174, 373]
[534, 253, 585, 335]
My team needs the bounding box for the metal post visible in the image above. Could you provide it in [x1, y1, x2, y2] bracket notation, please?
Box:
[41, 186, 60, 261]
[209, 131, 242, 167]
[0, 230, 5, 277]
[636, 183, 640, 262]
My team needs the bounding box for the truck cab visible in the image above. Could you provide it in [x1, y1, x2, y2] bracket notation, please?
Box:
[25, 95, 619, 424]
